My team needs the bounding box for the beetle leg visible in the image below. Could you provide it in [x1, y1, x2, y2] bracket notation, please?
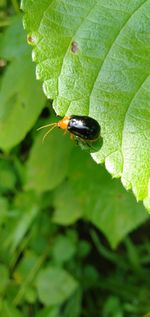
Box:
[70, 133, 75, 140]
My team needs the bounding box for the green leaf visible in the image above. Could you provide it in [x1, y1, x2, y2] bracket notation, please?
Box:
[54, 149, 149, 248]
[4, 191, 39, 252]
[36, 267, 78, 306]
[62, 291, 82, 317]
[0, 17, 46, 150]
[24, 286, 37, 304]
[102, 296, 123, 317]
[52, 235, 76, 264]
[14, 252, 38, 284]
[25, 125, 72, 192]
[0, 301, 21, 317]
[53, 183, 83, 225]
[77, 241, 91, 258]
[22, 0, 150, 208]
[0, 16, 28, 60]
[0, 160, 16, 192]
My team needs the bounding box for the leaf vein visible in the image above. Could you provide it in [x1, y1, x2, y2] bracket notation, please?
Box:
[57, 1, 97, 96]
[89, 0, 149, 112]
[121, 73, 150, 165]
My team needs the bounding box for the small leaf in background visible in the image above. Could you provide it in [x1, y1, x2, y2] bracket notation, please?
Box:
[53, 183, 82, 225]
[0, 17, 46, 150]
[25, 128, 72, 192]
[22, 0, 150, 208]
[77, 240, 91, 258]
[0, 160, 16, 192]
[36, 267, 78, 306]
[52, 235, 76, 264]
[102, 296, 123, 317]
[83, 265, 99, 289]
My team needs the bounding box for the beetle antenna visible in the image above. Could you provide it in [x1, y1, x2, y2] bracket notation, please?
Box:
[37, 123, 58, 143]
[37, 122, 57, 131]
[42, 125, 57, 143]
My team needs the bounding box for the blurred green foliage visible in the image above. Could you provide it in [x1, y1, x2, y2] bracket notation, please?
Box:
[0, 1, 150, 316]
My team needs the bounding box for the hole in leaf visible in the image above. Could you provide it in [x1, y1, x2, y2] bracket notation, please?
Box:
[71, 41, 79, 53]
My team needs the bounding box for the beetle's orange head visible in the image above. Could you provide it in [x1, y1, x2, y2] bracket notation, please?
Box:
[57, 116, 70, 130]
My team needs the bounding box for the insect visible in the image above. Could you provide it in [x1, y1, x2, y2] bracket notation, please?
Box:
[37, 115, 101, 144]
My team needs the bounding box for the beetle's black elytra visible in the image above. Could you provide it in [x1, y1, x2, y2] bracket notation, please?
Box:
[68, 115, 100, 140]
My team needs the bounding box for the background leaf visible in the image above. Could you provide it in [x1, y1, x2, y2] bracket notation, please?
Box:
[54, 149, 149, 248]
[52, 183, 83, 225]
[0, 301, 21, 317]
[22, 0, 150, 209]
[36, 267, 78, 306]
[4, 191, 39, 252]
[52, 235, 76, 264]
[0, 16, 46, 150]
